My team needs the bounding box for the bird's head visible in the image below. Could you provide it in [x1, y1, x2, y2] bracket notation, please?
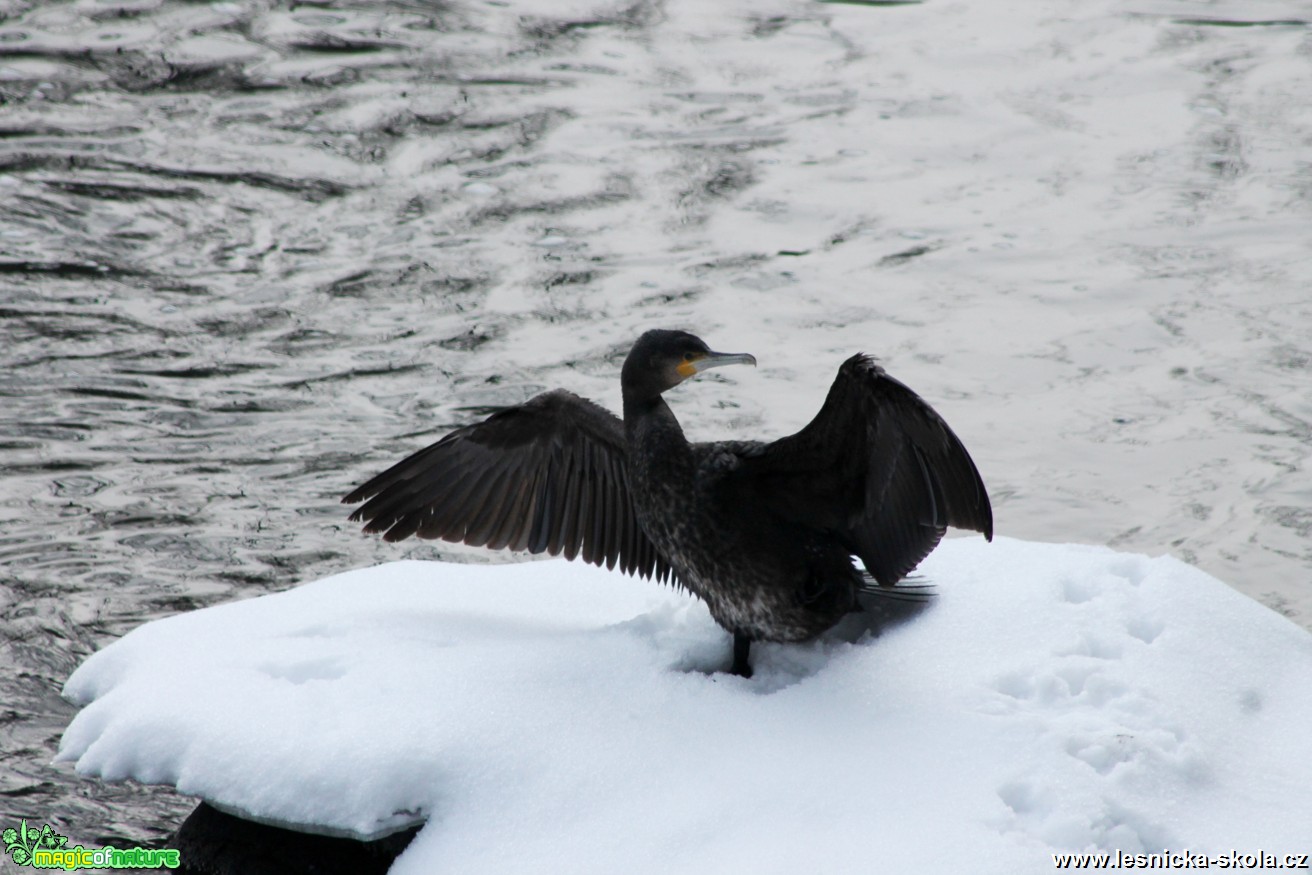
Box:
[621, 329, 756, 401]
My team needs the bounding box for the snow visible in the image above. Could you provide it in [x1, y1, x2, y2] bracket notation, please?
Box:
[59, 538, 1312, 873]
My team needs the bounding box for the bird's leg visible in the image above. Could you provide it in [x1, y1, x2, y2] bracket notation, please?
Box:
[730, 632, 753, 678]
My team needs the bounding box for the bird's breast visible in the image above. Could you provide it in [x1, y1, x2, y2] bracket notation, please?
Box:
[624, 416, 854, 643]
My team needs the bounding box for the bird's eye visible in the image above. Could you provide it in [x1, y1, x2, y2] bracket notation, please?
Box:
[683, 352, 695, 361]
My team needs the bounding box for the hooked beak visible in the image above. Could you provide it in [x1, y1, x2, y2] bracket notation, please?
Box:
[679, 350, 757, 378]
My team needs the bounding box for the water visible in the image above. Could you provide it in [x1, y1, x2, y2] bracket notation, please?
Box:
[2, 0, 1309, 850]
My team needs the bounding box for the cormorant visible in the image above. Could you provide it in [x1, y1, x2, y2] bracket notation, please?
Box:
[344, 329, 992, 677]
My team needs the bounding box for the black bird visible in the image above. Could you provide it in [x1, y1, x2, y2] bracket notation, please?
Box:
[344, 329, 992, 677]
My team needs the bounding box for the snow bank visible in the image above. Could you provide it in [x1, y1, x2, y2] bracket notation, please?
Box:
[59, 538, 1312, 873]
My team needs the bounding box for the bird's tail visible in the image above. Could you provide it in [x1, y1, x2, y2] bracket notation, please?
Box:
[857, 572, 936, 601]
[854, 573, 936, 628]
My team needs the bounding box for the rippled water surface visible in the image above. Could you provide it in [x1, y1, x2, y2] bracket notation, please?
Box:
[2, 0, 1309, 849]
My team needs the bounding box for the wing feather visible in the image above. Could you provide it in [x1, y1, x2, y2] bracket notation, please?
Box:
[746, 354, 991, 586]
[557, 446, 583, 561]
[599, 452, 620, 571]
[462, 464, 513, 548]
[344, 389, 675, 581]
[578, 448, 601, 566]
[497, 466, 537, 553]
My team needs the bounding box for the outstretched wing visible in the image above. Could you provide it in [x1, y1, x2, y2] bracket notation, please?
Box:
[742, 354, 992, 586]
[343, 389, 674, 582]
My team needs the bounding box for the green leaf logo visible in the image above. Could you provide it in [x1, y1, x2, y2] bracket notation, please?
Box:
[4, 819, 69, 867]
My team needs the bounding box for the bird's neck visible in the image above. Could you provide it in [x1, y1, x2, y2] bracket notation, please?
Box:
[624, 391, 676, 431]
[622, 393, 691, 461]
[622, 393, 697, 528]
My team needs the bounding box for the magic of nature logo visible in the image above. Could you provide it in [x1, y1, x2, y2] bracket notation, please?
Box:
[3, 819, 180, 870]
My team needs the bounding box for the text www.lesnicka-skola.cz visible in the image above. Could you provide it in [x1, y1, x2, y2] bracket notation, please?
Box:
[1053, 850, 1310, 870]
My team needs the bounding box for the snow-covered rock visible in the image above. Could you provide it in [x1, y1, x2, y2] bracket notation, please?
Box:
[59, 538, 1312, 873]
